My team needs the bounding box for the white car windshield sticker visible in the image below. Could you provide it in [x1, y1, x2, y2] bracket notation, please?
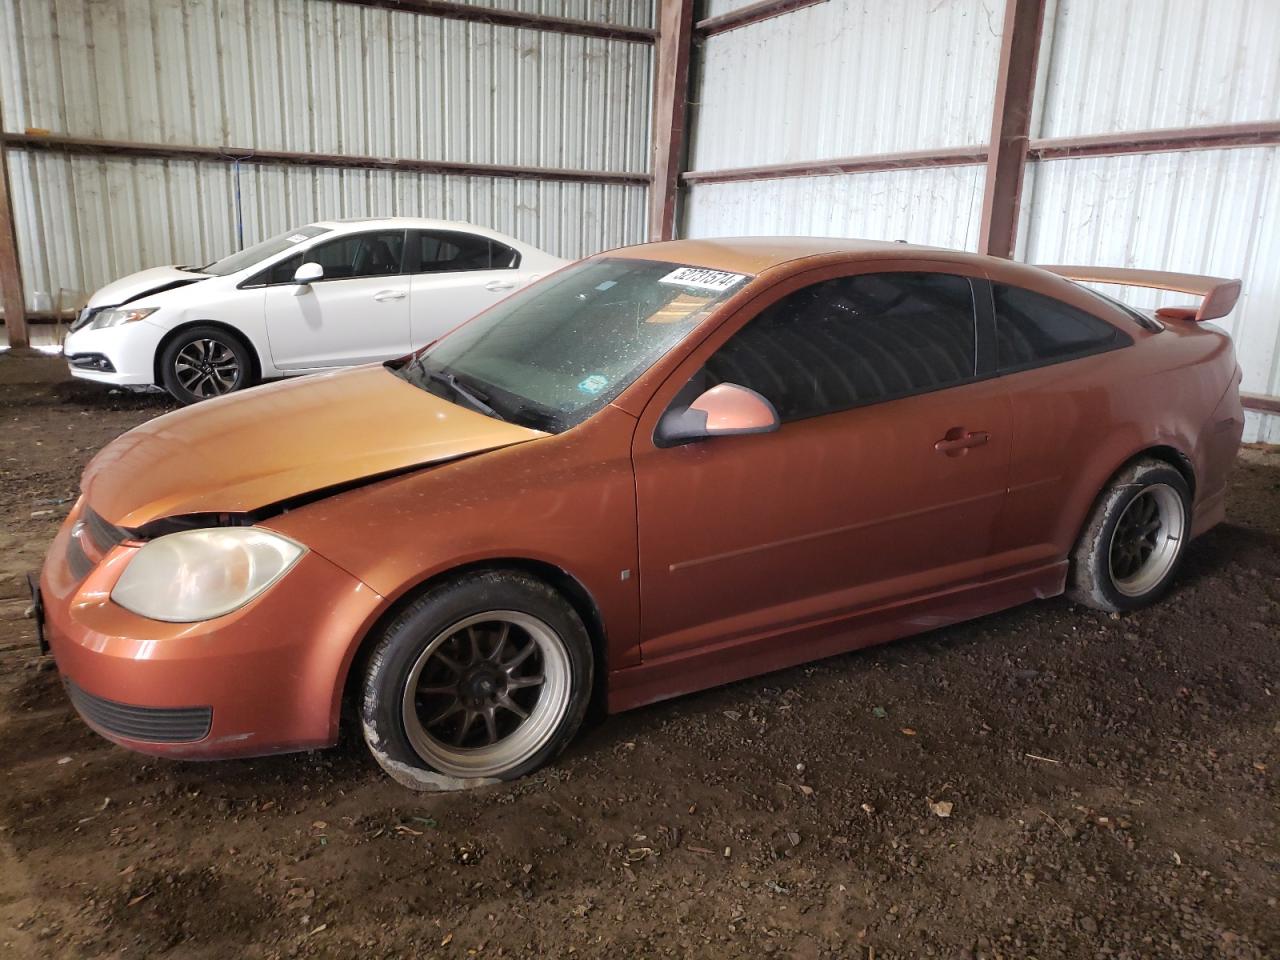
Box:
[285, 234, 309, 243]
[658, 267, 746, 293]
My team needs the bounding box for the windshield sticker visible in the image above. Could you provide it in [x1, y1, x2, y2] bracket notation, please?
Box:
[594, 280, 618, 291]
[285, 233, 310, 243]
[577, 374, 608, 396]
[658, 267, 746, 293]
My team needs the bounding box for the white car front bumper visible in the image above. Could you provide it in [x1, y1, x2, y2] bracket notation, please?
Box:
[62, 319, 167, 387]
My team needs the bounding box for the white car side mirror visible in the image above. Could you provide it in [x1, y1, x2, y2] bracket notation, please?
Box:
[292, 261, 323, 295]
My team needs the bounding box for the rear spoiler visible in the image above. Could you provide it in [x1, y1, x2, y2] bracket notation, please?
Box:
[1038, 265, 1242, 322]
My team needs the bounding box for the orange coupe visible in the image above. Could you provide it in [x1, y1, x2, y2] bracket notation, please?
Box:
[35, 239, 1244, 789]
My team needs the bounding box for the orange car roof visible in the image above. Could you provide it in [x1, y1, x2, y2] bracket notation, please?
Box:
[603, 237, 988, 276]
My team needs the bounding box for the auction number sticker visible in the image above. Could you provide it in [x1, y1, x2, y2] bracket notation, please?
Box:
[658, 267, 746, 293]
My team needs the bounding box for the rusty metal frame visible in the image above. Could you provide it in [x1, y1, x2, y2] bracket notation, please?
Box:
[694, 0, 828, 38]
[977, 0, 1047, 259]
[0, 97, 27, 348]
[648, 0, 697, 240]
[2, 133, 651, 187]
[682, 145, 988, 185]
[1242, 394, 1280, 417]
[331, 0, 655, 43]
[1029, 121, 1280, 161]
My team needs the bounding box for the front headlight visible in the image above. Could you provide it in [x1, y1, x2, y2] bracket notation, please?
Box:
[110, 528, 306, 623]
[90, 306, 159, 330]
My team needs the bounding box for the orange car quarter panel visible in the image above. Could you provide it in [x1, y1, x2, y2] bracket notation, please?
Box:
[262, 403, 644, 671]
[41, 501, 385, 757]
[993, 312, 1239, 564]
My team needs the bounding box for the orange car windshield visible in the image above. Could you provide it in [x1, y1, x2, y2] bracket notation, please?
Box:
[394, 258, 750, 431]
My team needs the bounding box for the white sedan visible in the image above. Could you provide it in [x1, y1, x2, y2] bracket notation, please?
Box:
[62, 218, 568, 403]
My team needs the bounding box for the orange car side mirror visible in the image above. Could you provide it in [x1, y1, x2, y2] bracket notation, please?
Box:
[655, 383, 780, 446]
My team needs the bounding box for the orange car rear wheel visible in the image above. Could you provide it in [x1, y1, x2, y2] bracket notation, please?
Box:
[360, 570, 593, 789]
[1068, 458, 1192, 613]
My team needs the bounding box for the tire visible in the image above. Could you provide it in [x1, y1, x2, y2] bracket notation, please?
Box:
[159, 325, 255, 404]
[361, 570, 593, 789]
[1067, 457, 1193, 613]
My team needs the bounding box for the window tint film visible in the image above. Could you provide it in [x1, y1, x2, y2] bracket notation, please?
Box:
[703, 272, 977, 421]
[415, 232, 520, 273]
[259, 252, 303, 286]
[993, 284, 1123, 369]
[306, 231, 406, 281]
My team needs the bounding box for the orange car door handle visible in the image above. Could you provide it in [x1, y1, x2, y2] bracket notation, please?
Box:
[934, 430, 990, 454]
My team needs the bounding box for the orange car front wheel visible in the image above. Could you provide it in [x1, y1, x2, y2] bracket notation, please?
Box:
[360, 569, 593, 790]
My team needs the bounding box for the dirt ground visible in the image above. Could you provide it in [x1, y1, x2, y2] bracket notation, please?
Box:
[0, 353, 1276, 960]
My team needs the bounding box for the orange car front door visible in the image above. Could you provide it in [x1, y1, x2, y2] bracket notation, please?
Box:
[631, 269, 1013, 662]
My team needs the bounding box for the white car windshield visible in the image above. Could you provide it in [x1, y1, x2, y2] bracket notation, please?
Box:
[194, 225, 332, 277]
[393, 258, 751, 432]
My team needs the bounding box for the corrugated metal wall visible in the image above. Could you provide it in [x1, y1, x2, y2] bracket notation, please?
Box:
[0, 0, 653, 311]
[684, 0, 1002, 248]
[685, 165, 987, 249]
[6, 151, 647, 312]
[1036, 0, 1280, 137]
[1029, 0, 1280, 440]
[689, 0, 1003, 169]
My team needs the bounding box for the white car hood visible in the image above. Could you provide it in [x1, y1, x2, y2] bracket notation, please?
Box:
[87, 265, 208, 309]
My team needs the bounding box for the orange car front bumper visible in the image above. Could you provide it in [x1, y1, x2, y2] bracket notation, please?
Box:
[39, 503, 385, 760]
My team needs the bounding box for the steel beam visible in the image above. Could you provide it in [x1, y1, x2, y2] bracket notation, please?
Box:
[682, 146, 988, 185]
[1030, 121, 1280, 162]
[333, 0, 655, 43]
[2, 133, 650, 187]
[1242, 393, 1280, 417]
[648, 0, 696, 241]
[977, 0, 1047, 259]
[0, 103, 28, 349]
[694, 0, 828, 38]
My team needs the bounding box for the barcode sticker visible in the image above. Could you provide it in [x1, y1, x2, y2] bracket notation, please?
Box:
[658, 267, 746, 293]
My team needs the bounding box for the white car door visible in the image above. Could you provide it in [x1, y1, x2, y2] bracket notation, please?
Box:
[263, 229, 412, 370]
[407, 230, 531, 347]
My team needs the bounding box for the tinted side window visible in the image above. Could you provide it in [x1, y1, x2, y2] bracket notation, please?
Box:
[702, 272, 977, 422]
[993, 284, 1125, 370]
[245, 232, 405, 286]
[308, 231, 405, 280]
[414, 231, 520, 273]
[257, 252, 303, 286]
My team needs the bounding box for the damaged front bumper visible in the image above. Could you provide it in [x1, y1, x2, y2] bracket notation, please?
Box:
[39, 501, 386, 759]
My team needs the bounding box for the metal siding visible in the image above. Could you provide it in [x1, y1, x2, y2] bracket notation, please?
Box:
[0, 0, 651, 171]
[1021, 148, 1280, 441]
[689, 0, 1006, 172]
[0, 0, 651, 313]
[1038, 0, 1280, 138]
[685, 164, 988, 250]
[6, 150, 647, 310]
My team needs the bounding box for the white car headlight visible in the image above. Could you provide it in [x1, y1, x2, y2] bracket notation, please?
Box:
[90, 306, 158, 330]
[110, 528, 306, 623]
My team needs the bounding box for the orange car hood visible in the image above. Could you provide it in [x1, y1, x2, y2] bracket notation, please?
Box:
[82, 366, 547, 528]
